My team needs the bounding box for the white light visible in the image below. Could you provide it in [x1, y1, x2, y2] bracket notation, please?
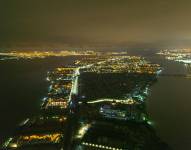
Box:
[10, 143, 18, 148]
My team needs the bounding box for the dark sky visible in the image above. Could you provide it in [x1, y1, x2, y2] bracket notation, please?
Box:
[1, 0, 191, 50]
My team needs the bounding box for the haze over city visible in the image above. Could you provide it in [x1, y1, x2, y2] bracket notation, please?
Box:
[1, 0, 191, 49]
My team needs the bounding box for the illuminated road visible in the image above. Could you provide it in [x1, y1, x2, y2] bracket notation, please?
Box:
[69, 64, 94, 103]
[71, 68, 80, 95]
[68, 68, 80, 103]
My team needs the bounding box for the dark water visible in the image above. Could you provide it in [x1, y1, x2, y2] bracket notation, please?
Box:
[148, 76, 191, 150]
[0, 54, 190, 150]
[146, 55, 191, 150]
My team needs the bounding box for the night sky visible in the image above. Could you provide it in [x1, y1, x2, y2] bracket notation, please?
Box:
[1, 0, 191, 49]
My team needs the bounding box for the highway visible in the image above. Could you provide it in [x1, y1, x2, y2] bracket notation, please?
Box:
[69, 67, 80, 102]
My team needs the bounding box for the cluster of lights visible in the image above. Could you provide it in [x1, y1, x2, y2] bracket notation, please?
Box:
[79, 56, 161, 75]
[44, 98, 68, 109]
[86, 98, 137, 105]
[157, 49, 191, 64]
[20, 133, 62, 143]
[76, 124, 91, 139]
[7, 133, 62, 148]
[47, 67, 76, 82]
[45, 67, 78, 105]
[0, 50, 98, 60]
